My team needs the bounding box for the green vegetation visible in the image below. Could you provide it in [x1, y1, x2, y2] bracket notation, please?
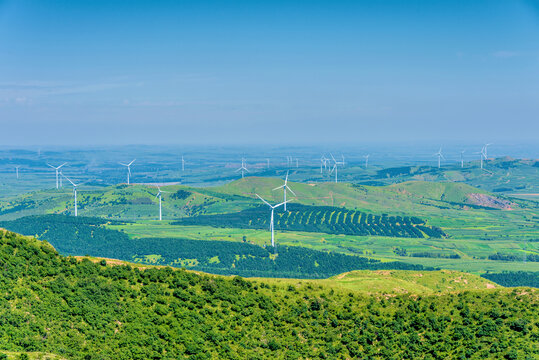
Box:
[1, 229, 538, 359]
[482, 271, 539, 288]
[261, 269, 499, 295]
[0, 215, 429, 278]
[0, 176, 537, 275]
[175, 203, 445, 238]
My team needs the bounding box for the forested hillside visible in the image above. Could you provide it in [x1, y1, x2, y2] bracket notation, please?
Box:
[0, 215, 428, 278]
[0, 229, 537, 359]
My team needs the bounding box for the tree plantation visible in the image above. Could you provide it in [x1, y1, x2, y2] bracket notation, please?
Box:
[174, 204, 446, 238]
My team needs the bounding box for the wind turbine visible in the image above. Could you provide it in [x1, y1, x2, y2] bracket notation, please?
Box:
[15, 166, 20, 179]
[181, 155, 185, 171]
[480, 146, 488, 169]
[62, 174, 83, 217]
[256, 194, 291, 249]
[329, 154, 345, 183]
[235, 158, 249, 178]
[272, 171, 296, 211]
[320, 155, 328, 174]
[154, 186, 170, 221]
[363, 154, 370, 169]
[266, 158, 270, 169]
[460, 150, 465, 168]
[434, 147, 445, 168]
[119, 159, 136, 184]
[47, 163, 67, 189]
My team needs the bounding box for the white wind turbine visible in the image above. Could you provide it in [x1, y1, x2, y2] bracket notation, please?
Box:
[363, 154, 370, 169]
[62, 174, 83, 217]
[235, 158, 249, 178]
[181, 155, 185, 171]
[479, 146, 487, 169]
[119, 159, 136, 184]
[154, 186, 171, 221]
[460, 150, 465, 168]
[434, 147, 445, 168]
[256, 194, 291, 248]
[15, 166, 20, 179]
[266, 158, 270, 169]
[47, 162, 67, 189]
[329, 154, 345, 183]
[320, 155, 328, 173]
[272, 171, 296, 211]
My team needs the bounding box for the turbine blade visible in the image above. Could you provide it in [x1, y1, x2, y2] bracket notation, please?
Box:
[256, 194, 272, 207]
[273, 185, 285, 191]
[62, 174, 75, 186]
[275, 199, 292, 208]
[287, 187, 297, 196]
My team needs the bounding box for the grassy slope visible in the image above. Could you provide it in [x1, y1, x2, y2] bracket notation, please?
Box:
[76, 254, 498, 295]
[257, 269, 499, 295]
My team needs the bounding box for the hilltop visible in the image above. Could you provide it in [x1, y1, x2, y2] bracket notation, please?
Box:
[0, 229, 537, 359]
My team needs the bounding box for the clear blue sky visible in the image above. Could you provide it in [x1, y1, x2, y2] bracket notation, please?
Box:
[0, 0, 538, 146]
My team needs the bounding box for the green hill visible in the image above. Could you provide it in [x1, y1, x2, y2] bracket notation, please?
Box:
[0, 229, 538, 359]
[0, 177, 537, 275]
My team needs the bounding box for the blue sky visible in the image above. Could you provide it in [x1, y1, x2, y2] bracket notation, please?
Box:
[0, 0, 538, 146]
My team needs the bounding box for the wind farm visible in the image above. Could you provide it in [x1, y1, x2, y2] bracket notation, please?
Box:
[1, 1, 538, 358]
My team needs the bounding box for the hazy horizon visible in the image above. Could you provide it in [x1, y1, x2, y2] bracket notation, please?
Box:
[1, 0, 538, 146]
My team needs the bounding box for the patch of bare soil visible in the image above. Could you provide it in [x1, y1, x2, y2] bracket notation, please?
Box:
[467, 193, 514, 210]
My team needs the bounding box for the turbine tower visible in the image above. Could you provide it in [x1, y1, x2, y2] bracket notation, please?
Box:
[235, 158, 249, 178]
[266, 158, 270, 169]
[119, 159, 136, 184]
[47, 163, 67, 189]
[62, 174, 82, 217]
[460, 150, 465, 168]
[15, 166, 20, 179]
[363, 154, 370, 169]
[329, 154, 345, 183]
[256, 194, 291, 249]
[272, 171, 297, 211]
[181, 155, 185, 171]
[155, 186, 170, 221]
[434, 147, 445, 168]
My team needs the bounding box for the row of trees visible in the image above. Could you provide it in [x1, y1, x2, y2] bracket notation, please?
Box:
[0, 229, 537, 359]
[176, 203, 445, 238]
[488, 252, 539, 262]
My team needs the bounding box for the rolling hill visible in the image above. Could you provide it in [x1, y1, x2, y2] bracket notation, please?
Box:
[0, 229, 537, 359]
